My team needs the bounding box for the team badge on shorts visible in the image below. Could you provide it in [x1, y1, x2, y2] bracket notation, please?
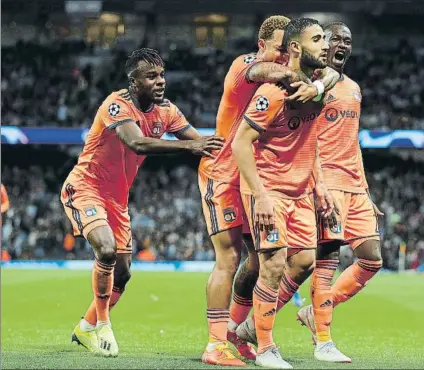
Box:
[108, 103, 121, 117]
[330, 221, 342, 234]
[266, 229, 279, 243]
[256, 96, 269, 112]
[84, 206, 97, 217]
[223, 208, 236, 223]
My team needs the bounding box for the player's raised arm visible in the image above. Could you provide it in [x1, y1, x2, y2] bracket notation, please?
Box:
[247, 62, 299, 85]
[115, 122, 223, 157]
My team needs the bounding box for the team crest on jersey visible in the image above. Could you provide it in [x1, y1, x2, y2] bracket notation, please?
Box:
[266, 229, 279, 243]
[152, 122, 163, 135]
[84, 206, 97, 217]
[256, 96, 269, 112]
[243, 54, 256, 64]
[353, 91, 361, 102]
[223, 208, 236, 223]
[108, 103, 121, 117]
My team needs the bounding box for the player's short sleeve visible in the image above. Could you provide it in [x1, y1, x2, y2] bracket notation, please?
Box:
[166, 103, 191, 135]
[98, 95, 134, 130]
[228, 54, 260, 88]
[243, 84, 283, 133]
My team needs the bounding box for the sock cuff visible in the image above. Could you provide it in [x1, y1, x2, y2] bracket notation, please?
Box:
[280, 272, 299, 294]
[233, 293, 253, 306]
[94, 259, 116, 275]
[207, 308, 230, 321]
[357, 259, 383, 272]
[316, 259, 339, 270]
[254, 279, 278, 303]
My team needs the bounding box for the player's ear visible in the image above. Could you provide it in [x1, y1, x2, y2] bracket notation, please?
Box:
[129, 76, 136, 88]
[289, 40, 301, 55]
[258, 39, 265, 51]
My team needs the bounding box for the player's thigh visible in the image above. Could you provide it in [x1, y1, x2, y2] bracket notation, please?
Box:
[317, 190, 348, 244]
[106, 202, 133, 255]
[287, 194, 317, 249]
[198, 172, 244, 236]
[345, 193, 380, 250]
[60, 182, 109, 239]
[243, 194, 289, 253]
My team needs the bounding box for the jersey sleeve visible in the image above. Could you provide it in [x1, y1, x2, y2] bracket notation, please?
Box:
[227, 54, 260, 89]
[243, 84, 283, 133]
[98, 95, 134, 130]
[166, 103, 191, 135]
[1, 184, 10, 213]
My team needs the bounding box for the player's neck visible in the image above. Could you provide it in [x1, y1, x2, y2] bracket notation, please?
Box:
[130, 92, 154, 112]
[288, 58, 314, 80]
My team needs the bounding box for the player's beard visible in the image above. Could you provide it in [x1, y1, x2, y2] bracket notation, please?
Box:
[301, 50, 327, 70]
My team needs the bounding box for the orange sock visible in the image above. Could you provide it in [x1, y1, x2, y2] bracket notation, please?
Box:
[333, 259, 382, 307]
[84, 287, 123, 325]
[311, 260, 339, 342]
[229, 294, 252, 328]
[253, 279, 278, 354]
[92, 259, 115, 323]
[207, 309, 229, 343]
[277, 273, 299, 311]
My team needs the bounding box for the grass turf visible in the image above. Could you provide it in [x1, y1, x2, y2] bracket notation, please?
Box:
[1, 269, 423, 369]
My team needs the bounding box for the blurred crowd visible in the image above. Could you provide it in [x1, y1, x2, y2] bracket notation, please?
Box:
[1, 156, 423, 271]
[2, 37, 424, 130]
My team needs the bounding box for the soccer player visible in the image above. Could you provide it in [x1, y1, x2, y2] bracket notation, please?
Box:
[296, 22, 383, 363]
[231, 18, 330, 369]
[198, 15, 339, 366]
[1, 184, 10, 214]
[60, 48, 224, 357]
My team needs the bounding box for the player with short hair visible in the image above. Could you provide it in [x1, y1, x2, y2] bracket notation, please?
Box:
[198, 15, 340, 366]
[61, 48, 223, 357]
[231, 18, 330, 369]
[296, 22, 383, 363]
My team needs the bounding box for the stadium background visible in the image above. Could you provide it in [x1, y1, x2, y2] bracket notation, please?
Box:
[1, 1, 424, 369]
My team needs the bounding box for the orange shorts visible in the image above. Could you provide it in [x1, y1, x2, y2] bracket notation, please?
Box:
[242, 193, 317, 253]
[318, 190, 380, 249]
[60, 182, 132, 254]
[198, 172, 250, 236]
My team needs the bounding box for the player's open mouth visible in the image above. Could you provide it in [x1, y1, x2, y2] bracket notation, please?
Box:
[154, 89, 165, 96]
[334, 51, 345, 61]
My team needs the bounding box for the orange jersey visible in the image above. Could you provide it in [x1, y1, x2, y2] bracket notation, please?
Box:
[317, 75, 368, 193]
[1, 184, 10, 213]
[199, 53, 261, 184]
[241, 83, 322, 199]
[66, 89, 190, 204]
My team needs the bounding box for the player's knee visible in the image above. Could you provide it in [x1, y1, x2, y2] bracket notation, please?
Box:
[215, 247, 240, 274]
[259, 249, 286, 282]
[97, 246, 117, 264]
[354, 239, 382, 262]
[115, 268, 131, 289]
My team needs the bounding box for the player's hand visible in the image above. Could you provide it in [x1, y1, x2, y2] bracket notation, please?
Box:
[286, 81, 319, 103]
[189, 136, 224, 158]
[254, 193, 275, 232]
[371, 201, 384, 216]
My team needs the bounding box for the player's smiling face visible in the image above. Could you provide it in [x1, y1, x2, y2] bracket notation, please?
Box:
[298, 24, 329, 69]
[325, 25, 352, 71]
[132, 62, 166, 104]
[260, 29, 287, 64]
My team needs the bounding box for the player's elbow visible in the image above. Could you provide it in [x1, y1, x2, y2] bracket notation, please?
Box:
[128, 138, 152, 155]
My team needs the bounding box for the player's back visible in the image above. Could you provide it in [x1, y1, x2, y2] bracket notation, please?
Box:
[199, 54, 260, 184]
[241, 83, 323, 199]
[67, 89, 189, 204]
[317, 75, 366, 192]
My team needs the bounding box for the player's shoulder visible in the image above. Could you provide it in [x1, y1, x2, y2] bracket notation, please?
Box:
[231, 53, 258, 69]
[101, 89, 132, 109]
[341, 74, 360, 91]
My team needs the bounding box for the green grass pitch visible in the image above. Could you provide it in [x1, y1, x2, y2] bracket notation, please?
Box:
[1, 269, 423, 369]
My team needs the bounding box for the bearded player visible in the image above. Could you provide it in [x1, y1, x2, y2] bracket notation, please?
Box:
[61, 48, 223, 357]
[296, 22, 383, 363]
[198, 15, 340, 366]
[232, 18, 331, 368]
